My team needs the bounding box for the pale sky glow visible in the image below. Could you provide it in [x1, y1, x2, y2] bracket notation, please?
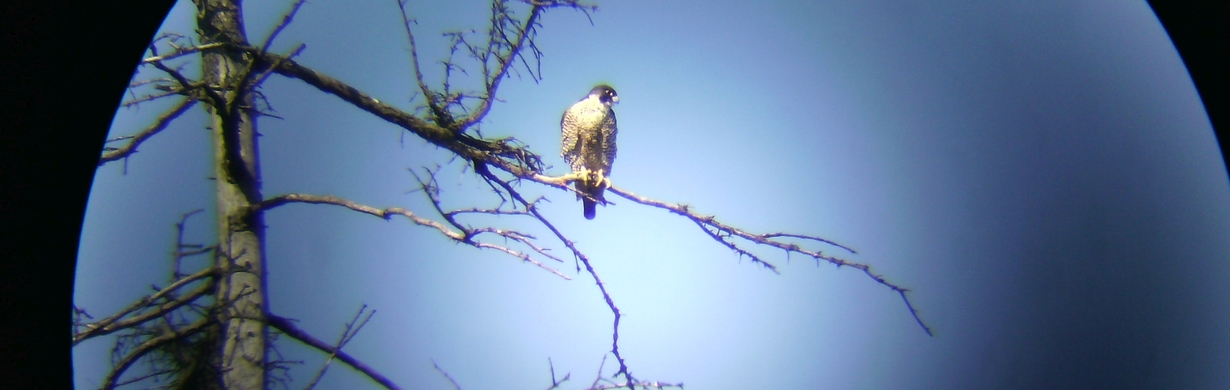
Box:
[75, 1, 1230, 389]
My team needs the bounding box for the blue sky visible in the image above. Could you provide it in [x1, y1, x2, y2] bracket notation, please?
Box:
[75, 0, 1230, 388]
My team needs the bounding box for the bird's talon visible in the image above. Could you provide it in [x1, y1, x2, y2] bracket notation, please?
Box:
[595, 170, 610, 189]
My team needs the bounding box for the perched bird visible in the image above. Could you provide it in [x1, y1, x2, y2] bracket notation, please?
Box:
[560, 84, 619, 220]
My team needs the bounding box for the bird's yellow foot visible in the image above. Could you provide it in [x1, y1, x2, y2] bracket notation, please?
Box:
[595, 170, 610, 189]
[568, 167, 591, 186]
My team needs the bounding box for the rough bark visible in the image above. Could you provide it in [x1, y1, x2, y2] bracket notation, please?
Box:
[195, 0, 268, 388]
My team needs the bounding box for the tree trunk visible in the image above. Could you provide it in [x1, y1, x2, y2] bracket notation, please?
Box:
[196, 0, 267, 388]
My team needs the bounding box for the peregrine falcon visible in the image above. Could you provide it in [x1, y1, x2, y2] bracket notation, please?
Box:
[561, 84, 618, 220]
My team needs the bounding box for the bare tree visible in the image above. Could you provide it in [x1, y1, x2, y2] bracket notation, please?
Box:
[75, 0, 931, 388]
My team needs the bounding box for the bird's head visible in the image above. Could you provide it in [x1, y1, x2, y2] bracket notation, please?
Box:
[589, 84, 618, 106]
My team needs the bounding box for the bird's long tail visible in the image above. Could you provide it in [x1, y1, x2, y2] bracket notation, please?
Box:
[583, 199, 596, 220]
[577, 176, 604, 220]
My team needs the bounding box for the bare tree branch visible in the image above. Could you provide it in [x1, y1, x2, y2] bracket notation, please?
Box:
[248, 45, 567, 184]
[608, 185, 933, 336]
[141, 42, 226, 65]
[74, 267, 220, 345]
[453, 1, 546, 129]
[124, 38, 216, 109]
[198, 35, 930, 390]
[394, 0, 597, 131]
[100, 318, 213, 390]
[251, 193, 571, 279]
[98, 98, 198, 166]
[172, 209, 211, 280]
[397, 0, 452, 126]
[411, 166, 567, 263]
[543, 357, 570, 390]
[586, 381, 685, 390]
[150, 54, 223, 110]
[84, 1, 934, 388]
[260, 0, 309, 52]
[432, 359, 463, 390]
[112, 367, 179, 388]
[303, 305, 376, 390]
[467, 166, 639, 381]
[121, 87, 192, 108]
[266, 314, 401, 390]
[590, 354, 606, 390]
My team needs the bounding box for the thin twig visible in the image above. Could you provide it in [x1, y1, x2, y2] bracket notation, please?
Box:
[122, 87, 190, 108]
[543, 357, 570, 390]
[267, 314, 401, 390]
[590, 354, 606, 389]
[304, 305, 377, 390]
[251, 193, 570, 279]
[397, 0, 451, 125]
[140, 42, 226, 64]
[586, 380, 685, 390]
[261, 0, 309, 52]
[456, 3, 546, 128]
[172, 209, 208, 280]
[432, 359, 462, 390]
[148, 49, 225, 109]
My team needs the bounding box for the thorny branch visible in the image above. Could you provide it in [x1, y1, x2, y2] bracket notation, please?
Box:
[608, 186, 933, 337]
